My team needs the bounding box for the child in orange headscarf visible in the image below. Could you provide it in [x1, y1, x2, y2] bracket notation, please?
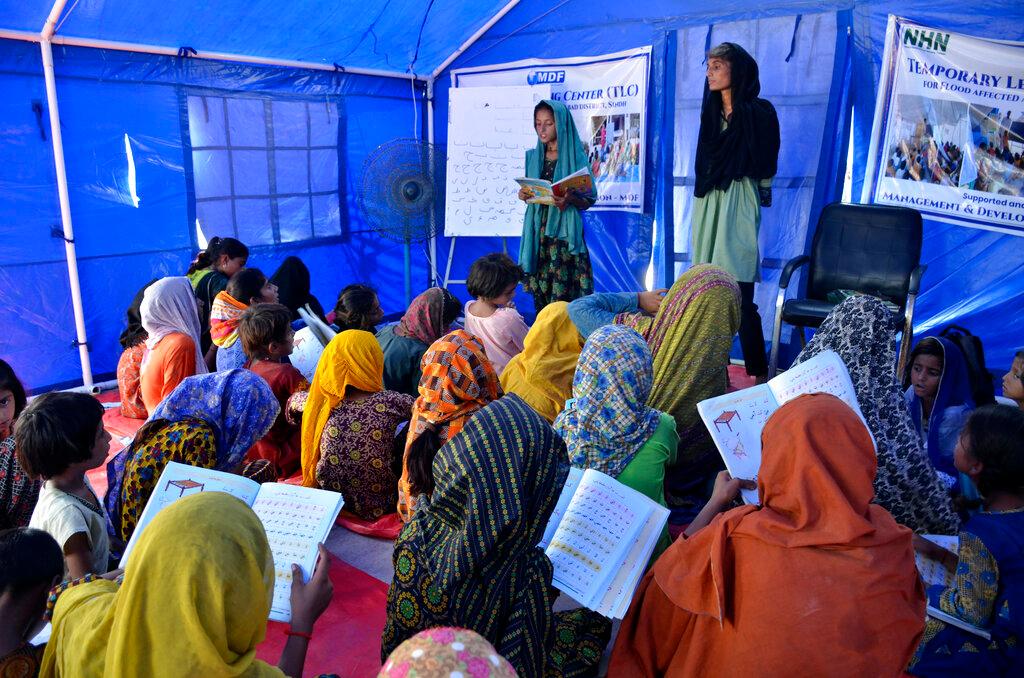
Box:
[398, 330, 501, 521]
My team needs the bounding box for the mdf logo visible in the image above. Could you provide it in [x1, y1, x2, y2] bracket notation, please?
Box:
[903, 28, 950, 54]
[527, 70, 566, 85]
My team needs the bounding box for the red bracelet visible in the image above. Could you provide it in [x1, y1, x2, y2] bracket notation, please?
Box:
[285, 629, 313, 641]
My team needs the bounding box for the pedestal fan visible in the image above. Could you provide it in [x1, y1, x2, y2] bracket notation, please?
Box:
[358, 138, 443, 305]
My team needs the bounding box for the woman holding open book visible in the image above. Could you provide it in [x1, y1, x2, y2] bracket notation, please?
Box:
[104, 369, 279, 547]
[382, 394, 610, 677]
[517, 99, 596, 310]
[41, 492, 333, 678]
[615, 264, 741, 522]
[609, 393, 926, 676]
[554, 324, 678, 559]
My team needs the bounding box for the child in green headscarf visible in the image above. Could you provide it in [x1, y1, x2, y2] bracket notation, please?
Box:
[517, 99, 596, 310]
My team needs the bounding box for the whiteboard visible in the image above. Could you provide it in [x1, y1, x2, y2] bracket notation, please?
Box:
[444, 85, 550, 237]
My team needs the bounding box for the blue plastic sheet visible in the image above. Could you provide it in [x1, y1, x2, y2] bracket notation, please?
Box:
[0, 1, 512, 75]
[0, 40, 430, 391]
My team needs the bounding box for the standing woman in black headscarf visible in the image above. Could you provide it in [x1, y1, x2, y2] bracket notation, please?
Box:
[690, 43, 779, 381]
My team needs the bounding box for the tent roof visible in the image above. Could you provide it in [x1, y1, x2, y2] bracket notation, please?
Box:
[0, 0, 512, 76]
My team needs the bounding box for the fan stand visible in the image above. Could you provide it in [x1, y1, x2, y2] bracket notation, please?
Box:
[403, 241, 412, 307]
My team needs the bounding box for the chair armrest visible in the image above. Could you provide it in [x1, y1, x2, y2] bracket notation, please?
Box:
[907, 265, 927, 295]
[779, 255, 811, 289]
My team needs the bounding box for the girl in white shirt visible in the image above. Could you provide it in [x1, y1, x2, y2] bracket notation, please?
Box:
[17, 393, 111, 579]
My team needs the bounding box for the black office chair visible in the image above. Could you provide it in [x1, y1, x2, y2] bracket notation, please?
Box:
[768, 202, 926, 378]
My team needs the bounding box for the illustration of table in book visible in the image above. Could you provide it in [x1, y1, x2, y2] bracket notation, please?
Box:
[713, 410, 740, 432]
[165, 478, 204, 498]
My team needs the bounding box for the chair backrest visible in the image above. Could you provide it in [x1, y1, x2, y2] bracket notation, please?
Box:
[806, 202, 923, 308]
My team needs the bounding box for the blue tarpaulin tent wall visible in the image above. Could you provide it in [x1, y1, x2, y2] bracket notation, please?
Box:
[1, 1, 1023, 393]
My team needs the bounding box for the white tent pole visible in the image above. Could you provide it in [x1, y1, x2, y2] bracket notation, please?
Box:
[431, 0, 521, 79]
[426, 76, 439, 285]
[39, 1, 94, 388]
[0, 29, 422, 81]
[40, 6, 93, 388]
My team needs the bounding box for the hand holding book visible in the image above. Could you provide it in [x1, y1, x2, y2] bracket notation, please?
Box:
[289, 543, 334, 634]
[683, 471, 757, 538]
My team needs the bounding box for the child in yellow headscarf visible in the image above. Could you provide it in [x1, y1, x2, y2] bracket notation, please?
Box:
[288, 330, 414, 519]
[499, 301, 583, 423]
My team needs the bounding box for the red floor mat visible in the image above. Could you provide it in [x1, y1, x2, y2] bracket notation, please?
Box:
[726, 364, 756, 392]
[255, 557, 388, 677]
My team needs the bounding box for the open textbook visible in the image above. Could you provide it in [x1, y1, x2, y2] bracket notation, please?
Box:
[515, 168, 593, 205]
[291, 304, 337, 382]
[120, 461, 344, 623]
[916, 534, 959, 589]
[696, 350, 867, 504]
[539, 467, 668, 620]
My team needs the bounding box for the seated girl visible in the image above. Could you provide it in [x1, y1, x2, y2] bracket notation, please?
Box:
[138, 277, 208, 414]
[382, 395, 611, 677]
[1000, 350, 1024, 410]
[553, 324, 678, 559]
[104, 370, 278, 549]
[239, 304, 308, 479]
[462, 253, 530, 375]
[40, 492, 334, 678]
[910, 405, 1024, 675]
[185, 236, 249, 367]
[288, 330, 413, 520]
[397, 329, 501, 521]
[0, 528, 63, 675]
[18, 393, 111, 578]
[790, 295, 959, 534]
[609, 394, 926, 676]
[499, 301, 581, 423]
[1, 359, 37, 529]
[905, 337, 976, 486]
[329, 283, 384, 332]
[377, 287, 461, 396]
[210, 267, 279, 372]
[606, 265, 739, 523]
[115, 280, 155, 419]
[270, 255, 327, 322]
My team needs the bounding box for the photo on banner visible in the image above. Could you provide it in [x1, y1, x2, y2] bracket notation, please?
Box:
[451, 46, 652, 213]
[865, 16, 1024, 235]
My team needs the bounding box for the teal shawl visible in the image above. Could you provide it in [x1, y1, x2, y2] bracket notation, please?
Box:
[519, 99, 593, 274]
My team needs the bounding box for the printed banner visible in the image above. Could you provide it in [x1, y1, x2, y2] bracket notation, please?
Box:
[866, 17, 1024, 234]
[452, 46, 651, 213]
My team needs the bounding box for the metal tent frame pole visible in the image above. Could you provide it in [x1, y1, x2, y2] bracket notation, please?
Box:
[0, 29, 421, 81]
[427, 0, 522, 288]
[430, 0, 521, 80]
[40, 0, 94, 388]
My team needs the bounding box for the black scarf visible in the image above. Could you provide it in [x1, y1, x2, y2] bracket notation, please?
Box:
[694, 43, 780, 198]
[118, 279, 156, 349]
[270, 256, 326, 321]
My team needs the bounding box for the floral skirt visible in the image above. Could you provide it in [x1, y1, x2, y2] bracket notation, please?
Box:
[524, 235, 594, 310]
